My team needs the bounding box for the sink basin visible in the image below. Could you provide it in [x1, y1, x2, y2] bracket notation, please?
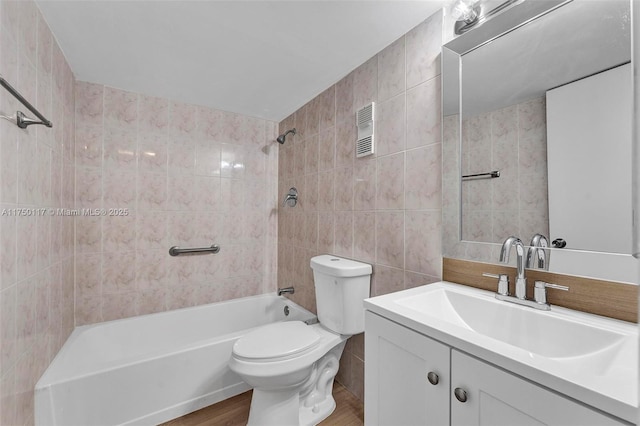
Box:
[395, 285, 628, 359]
[364, 281, 638, 422]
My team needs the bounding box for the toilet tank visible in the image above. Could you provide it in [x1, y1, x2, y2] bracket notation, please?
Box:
[310, 255, 372, 335]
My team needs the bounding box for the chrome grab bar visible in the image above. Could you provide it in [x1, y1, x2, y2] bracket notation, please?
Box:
[461, 170, 500, 181]
[169, 244, 220, 256]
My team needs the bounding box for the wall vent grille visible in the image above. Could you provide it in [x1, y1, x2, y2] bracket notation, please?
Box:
[357, 136, 373, 157]
[356, 102, 375, 157]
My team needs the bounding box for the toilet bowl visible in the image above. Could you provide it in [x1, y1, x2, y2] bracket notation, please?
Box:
[229, 255, 372, 426]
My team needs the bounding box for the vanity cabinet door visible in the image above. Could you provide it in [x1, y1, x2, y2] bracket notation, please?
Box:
[450, 350, 628, 426]
[365, 311, 450, 426]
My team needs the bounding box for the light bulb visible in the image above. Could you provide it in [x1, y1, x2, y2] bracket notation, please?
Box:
[451, 0, 479, 23]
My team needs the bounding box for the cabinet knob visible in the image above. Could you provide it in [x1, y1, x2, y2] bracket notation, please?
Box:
[454, 387, 468, 403]
[427, 372, 439, 385]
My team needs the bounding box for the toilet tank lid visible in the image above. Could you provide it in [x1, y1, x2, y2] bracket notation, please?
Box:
[310, 255, 372, 277]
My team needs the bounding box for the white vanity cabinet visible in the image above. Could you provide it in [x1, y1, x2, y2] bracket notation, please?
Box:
[451, 350, 626, 426]
[365, 311, 629, 426]
[364, 311, 450, 426]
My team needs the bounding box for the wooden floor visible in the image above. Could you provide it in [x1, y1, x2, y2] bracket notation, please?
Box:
[161, 382, 364, 426]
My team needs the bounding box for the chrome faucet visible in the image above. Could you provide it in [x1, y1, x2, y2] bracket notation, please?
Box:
[486, 236, 568, 311]
[277, 287, 294, 296]
[526, 234, 549, 270]
[499, 236, 526, 300]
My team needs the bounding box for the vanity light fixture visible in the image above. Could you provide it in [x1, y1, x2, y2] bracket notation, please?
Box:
[451, 0, 480, 29]
[451, 0, 523, 35]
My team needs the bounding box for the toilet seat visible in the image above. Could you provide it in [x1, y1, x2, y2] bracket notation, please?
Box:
[233, 321, 321, 362]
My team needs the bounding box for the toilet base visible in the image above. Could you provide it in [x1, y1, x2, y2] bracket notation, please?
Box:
[247, 388, 301, 426]
[299, 390, 336, 426]
[245, 341, 346, 426]
[246, 387, 337, 426]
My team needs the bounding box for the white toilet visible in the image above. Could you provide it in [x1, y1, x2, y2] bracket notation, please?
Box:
[229, 255, 372, 426]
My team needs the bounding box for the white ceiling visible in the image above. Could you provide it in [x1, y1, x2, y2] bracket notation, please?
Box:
[37, 0, 446, 122]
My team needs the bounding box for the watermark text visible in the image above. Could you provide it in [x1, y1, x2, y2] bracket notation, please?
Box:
[1, 208, 130, 217]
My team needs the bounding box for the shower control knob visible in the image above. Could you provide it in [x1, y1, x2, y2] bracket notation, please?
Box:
[454, 387, 468, 403]
[427, 372, 439, 385]
[282, 187, 298, 208]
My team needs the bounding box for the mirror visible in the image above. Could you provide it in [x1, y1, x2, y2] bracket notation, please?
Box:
[442, 0, 638, 283]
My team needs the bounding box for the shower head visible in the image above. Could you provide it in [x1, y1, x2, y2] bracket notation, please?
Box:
[276, 128, 296, 144]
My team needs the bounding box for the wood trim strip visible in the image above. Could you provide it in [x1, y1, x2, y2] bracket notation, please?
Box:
[442, 258, 638, 323]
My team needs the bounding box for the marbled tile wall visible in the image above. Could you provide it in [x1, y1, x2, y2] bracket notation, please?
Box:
[74, 83, 279, 325]
[460, 97, 549, 245]
[277, 11, 443, 401]
[0, 1, 77, 424]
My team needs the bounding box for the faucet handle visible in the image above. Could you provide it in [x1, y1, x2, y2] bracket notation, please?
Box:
[533, 281, 569, 305]
[541, 282, 569, 291]
[483, 273, 510, 296]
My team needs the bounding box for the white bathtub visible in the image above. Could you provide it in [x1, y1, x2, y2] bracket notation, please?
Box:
[35, 294, 315, 426]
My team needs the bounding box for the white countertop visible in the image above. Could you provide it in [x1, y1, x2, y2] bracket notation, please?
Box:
[364, 281, 638, 424]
